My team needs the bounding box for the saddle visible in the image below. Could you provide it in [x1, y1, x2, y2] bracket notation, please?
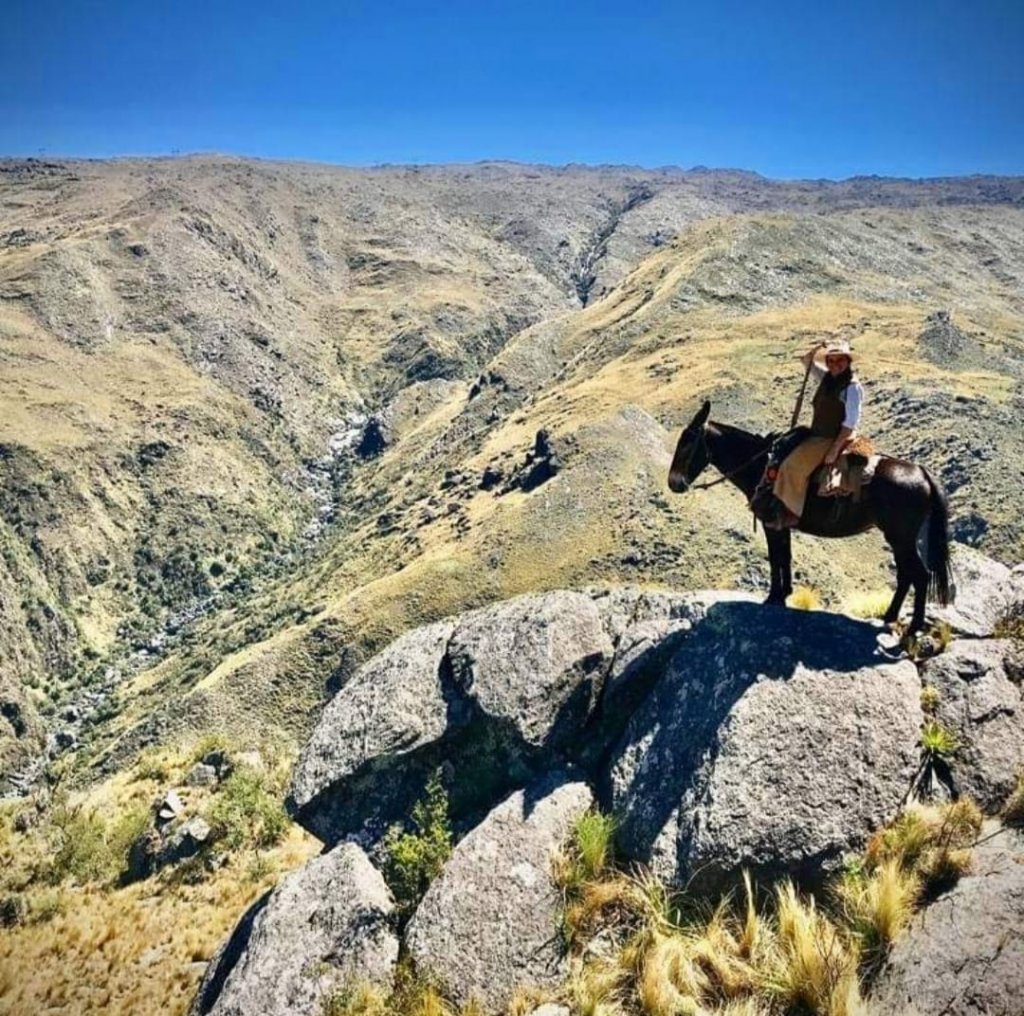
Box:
[749, 430, 879, 529]
[814, 435, 880, 501]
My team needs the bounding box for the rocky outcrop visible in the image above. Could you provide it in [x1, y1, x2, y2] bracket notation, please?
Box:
[445, 591, 612, 748]
[609, 603, 922, 891]
[288, 588, 735, 845]
[406, 775, 592, 1010]
[204, 567, 1024, 1016]
[931, 544, 1024, 636]
[922, 639, 1024, 810]
[192, 842, 397, 1016]
[287, 620, 459, 843]
[871, 825, 1024, 1016]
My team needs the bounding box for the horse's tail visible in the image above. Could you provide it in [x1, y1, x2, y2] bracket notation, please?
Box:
[924, 469, 954, 606]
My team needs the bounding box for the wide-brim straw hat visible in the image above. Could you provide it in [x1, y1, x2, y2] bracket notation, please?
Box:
[823, 339, 854, 361]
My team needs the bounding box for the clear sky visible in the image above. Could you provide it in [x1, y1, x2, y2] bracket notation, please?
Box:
[2, 0, 1022, 179]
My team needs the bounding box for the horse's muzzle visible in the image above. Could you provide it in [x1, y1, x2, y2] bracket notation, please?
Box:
[668, 471, 689, 493]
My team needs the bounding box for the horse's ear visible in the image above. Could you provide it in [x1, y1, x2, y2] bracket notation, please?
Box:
[696, 400, 711, 426]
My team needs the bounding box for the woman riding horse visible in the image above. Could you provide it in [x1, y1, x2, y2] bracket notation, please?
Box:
[770, 339, 864, 528]
[667, 378, 953, 633]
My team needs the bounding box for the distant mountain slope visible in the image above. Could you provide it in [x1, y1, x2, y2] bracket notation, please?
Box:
[1, 157, 1023, 788]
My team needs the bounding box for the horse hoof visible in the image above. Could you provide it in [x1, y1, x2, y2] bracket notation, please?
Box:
[763, 595, 786, 607]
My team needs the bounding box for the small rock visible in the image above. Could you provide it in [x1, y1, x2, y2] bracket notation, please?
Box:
[185, 763, 218, 787]
[235, 751, 264, 772]
[54, 729, 76, 750]
[157, 790, 185, 823]
[160, 817, 212, 865]
[200, 750, 232, 777]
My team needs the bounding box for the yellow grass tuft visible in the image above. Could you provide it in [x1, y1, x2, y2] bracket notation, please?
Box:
[768, 882, 862, 1016]
[836, 859, 920, 963]
[843, 590, 893, 620]
[788, 586, 822, 610]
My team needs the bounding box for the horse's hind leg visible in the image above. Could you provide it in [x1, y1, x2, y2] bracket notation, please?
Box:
[882, 555, 911, 626]
[886, 545, 929, 632]
[907, 550, 930, 633]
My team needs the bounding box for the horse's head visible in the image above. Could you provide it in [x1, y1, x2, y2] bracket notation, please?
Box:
[668, 400, 711, 493]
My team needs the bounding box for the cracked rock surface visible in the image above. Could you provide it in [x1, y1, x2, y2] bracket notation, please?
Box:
[406, 774, 592, 1010]
[923, 639, 1024, 810]
[870, 824, 1024, 1016]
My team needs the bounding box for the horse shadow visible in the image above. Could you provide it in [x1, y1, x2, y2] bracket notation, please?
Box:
[600, 601, 895, 887]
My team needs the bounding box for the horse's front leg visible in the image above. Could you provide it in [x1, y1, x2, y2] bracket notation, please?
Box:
[763, 529, 790, 606]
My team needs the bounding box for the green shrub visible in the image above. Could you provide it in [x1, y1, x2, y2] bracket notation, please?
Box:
[381, 771, 453, 918]
[555, 810, 617, 893]
[206, 766, 289, 852]
[45, 799, 112, 885]
[920, 720, 959, 760]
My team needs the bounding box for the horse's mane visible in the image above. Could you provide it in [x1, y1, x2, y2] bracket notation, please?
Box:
[708, 419, 774, 448]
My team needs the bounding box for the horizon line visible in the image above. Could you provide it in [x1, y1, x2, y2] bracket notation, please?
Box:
[3, 151, 1024, 186]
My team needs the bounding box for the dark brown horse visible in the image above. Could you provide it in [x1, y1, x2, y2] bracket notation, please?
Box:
[668, 401, 953, 632]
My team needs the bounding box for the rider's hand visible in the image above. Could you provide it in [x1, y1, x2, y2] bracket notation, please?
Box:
[824, 445, 840, 465]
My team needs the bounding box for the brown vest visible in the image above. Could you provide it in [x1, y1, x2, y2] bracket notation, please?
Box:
[811, 379, 847, 438]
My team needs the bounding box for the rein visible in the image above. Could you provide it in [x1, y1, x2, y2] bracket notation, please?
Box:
[683, 444, 768, 491]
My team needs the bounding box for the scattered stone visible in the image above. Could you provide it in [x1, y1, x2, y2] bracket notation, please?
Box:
[479, 463, 503, 490]
[192, 842, 397, 1016]
[54, 729, 76, 750]
[160, 817, 212, 866]
[157, 790, 185, 824]
[0, 894, 26, 928]
[406, 775, 592, 1011]
[185, 763, 218, 787]
[529, 1006, 570, 1016]
[200, 750, 233, 778]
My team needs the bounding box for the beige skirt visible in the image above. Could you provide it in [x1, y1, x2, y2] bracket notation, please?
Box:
[773, 437, 833, 516]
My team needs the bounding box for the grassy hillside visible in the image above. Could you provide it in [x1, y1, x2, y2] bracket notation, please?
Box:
[1, 157, 1023, 1015]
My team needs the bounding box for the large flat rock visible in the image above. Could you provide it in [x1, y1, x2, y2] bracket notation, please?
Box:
[609, 602, 922, 891]
[871, 825, 1024, 1016]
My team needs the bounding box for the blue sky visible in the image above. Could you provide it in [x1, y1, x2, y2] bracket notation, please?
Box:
[2, 0, 1022, 179]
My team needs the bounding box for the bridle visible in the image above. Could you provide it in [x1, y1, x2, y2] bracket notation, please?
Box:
[676, 425, 770, 492]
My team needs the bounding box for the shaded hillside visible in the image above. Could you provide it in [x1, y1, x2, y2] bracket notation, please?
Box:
[1, 157, 1023, 789]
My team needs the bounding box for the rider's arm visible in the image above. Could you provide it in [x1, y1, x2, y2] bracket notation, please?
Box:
[800, 342, 827, 379]
[825, 426, 853, 464]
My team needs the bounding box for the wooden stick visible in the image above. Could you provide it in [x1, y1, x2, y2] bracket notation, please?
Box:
[789, 352, 817, 429]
